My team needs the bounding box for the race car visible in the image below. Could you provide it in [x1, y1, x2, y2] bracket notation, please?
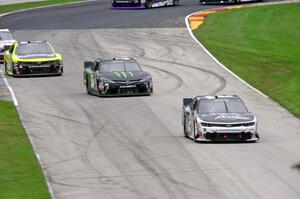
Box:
[84, 57, 153, 96]
[0, 29, 16, 63]
[3, 41, 63, 77]
[112, 0, 179, 9]
[182, 95, 259, 142]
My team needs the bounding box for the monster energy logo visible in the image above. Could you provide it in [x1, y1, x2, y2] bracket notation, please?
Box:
[114, 72, 133, 78]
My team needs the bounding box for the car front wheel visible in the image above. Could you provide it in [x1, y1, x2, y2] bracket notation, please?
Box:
[193, 122, 198, 142]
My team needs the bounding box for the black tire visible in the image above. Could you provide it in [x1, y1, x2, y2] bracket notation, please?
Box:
[4, 61, 7, 74]
[85, 75, 90, 94]
[173, 0, 179, 6]
[193, 122, 197, 142]
[96, 79, 102, 96]
[183, 116, 188, 138]
[145, 0, 152, 8]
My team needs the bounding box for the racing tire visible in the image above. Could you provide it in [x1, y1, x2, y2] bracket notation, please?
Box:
[193, 122, 197, 142]
[173, 0, 180, 6]
[183, 116, 188, 138]
[85, 75, 90, 94]
[96, 79, 102, 96]
[4, 61, 7, 74]
[145, 0, 152, 8]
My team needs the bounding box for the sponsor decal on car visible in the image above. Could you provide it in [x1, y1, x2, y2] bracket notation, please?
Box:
[18, 53, 56, 59]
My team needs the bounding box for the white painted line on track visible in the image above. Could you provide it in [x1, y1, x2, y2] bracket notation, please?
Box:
[185, 11, 269, 98]
[0, 68, 55, 198]
[0, 69, 18, 105]
[16, 106, 57, 199]
[0, 2, 98, 198]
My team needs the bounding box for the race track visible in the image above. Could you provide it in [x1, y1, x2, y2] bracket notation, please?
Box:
[1, 0, 300, 198]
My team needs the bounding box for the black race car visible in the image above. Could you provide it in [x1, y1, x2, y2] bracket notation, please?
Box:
[83, 57, 153, 96]
[182, 95, 259, 142]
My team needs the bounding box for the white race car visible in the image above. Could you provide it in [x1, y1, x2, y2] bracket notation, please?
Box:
[0, 29, 16, 63]
[182, 95, 259, 142]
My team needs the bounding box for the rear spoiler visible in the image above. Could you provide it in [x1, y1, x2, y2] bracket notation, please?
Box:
[183, 98, 192, 106]
[84, 61, 93, 69]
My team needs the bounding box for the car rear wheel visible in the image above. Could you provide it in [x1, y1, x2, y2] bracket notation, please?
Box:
[85, 75, 90, 94]
[145, 0, 152, 8]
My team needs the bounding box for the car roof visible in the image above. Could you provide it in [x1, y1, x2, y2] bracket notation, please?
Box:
[195, 95, 242, 100]
[0, 29, 10, 32]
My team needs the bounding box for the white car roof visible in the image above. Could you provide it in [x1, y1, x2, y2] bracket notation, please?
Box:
[0, 29, 10, 32]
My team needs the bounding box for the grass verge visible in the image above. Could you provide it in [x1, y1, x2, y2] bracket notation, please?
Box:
[193, 3, 300, 117]
[0, 0, 82, 14]
[0, 101, 51, 199]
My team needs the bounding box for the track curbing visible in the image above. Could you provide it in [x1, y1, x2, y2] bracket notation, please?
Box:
[185, 7, 269, 98]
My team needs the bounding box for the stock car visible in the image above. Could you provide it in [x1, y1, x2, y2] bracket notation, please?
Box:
[182, 95, 259, 142]
[84, 57, 153, 96]
[0, 29, 16, 63]
[3, 41, 63, 77]
[112, 0, 179, 9]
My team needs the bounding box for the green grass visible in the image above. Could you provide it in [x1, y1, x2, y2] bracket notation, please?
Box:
[194, 3, 300, 117]
[0, 101, 51, 199]
[0, 0, 82, 14]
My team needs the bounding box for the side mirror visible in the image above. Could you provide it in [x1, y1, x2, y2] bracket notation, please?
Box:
[184, 106, 191, 114]
[84, 61, 93, 69]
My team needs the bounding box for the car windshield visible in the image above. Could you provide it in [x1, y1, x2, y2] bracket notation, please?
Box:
[16, 43, 54, 55]
[197, 99, 248, 113]
[0, 32, 14, 40]
[100, 61, 141, 72]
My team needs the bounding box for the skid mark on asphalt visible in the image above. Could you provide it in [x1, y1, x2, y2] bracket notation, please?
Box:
[143, 64, 183, 95]
[79, 95, 223, 198]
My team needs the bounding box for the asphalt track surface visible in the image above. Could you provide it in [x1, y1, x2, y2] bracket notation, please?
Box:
[1, 0, 300, 198]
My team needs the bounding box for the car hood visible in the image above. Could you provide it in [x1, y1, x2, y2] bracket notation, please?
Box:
[101, 71, 151, 81]
[197, 112, 255, 123]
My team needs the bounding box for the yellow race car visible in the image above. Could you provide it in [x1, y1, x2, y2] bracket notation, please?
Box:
[3, 41, 63, 77]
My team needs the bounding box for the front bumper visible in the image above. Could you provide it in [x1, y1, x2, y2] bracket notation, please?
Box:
[12, 65, 63, 77]
[195, 132, 259, 142]
[195, 125, 259, 142]
[98, 81, 152, 96]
